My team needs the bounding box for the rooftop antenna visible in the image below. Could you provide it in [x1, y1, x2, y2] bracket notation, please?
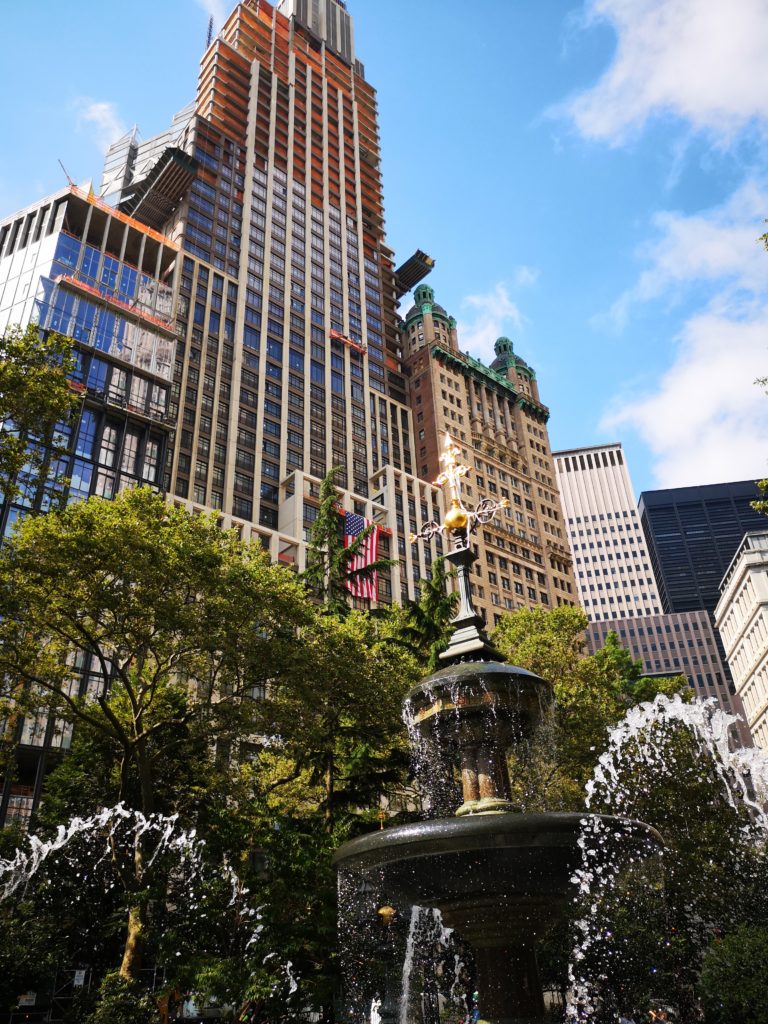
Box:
[206, 15, 214, 48]
[57, 159, 75, 187]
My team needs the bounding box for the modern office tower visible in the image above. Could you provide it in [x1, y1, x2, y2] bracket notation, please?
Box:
[0, 187, 178, 536]
[0, 185, 179, 824]
[553, 443, 662, 621]
[587, 610, 749, 744]
[554, 444, 749, 742]
[639, 480, 766, 616]
[102, 0, 440, 601]
[716, 532, 768, 750]
[401, 286, 578, 627]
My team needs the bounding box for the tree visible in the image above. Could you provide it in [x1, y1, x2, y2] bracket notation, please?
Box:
[302, 468, 395, 615]
[491, 606, 688, 806]
[388, 557, 458, 672]
[0, 323, 80, 503]
[699, 925, 768, 1024]
[0, 486, 312, 982]
[576, 721, 768, 1021]
[262, 609, 420, 832]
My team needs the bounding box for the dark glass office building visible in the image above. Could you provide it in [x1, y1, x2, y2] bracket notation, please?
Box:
[639, 480, 766, 615]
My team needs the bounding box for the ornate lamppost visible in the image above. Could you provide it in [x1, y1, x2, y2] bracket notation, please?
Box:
[411, 432, 510, 664]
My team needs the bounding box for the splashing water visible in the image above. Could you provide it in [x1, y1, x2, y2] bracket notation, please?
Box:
[399, 906, 422, 1024]
[566, 694, 768, 1019]
[0, 802, 301, 1005]
[0, 802, 202, 901]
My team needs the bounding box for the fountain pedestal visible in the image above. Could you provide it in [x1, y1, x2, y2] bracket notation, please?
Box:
[475, 946, 544, 1024]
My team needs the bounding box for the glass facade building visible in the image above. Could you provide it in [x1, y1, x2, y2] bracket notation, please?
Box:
[0, 185, 179, 825]
[639, 480, 766, 615]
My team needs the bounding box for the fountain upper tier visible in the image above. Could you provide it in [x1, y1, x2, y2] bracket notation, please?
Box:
[406, 661, 551, 816]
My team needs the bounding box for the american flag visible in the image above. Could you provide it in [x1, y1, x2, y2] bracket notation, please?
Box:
[344, 511, 379, 601]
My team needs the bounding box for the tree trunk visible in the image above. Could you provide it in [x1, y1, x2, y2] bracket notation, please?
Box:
[119, 791, 148, 981]
[324, 752, 334, 832]
[119, 902, 146, 979]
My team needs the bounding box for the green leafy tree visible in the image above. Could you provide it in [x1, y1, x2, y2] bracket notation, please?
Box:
[389, 557, 458, 672]
[0, 323, 80, 503]
[0, 486, 312, 983]
[491, 606, 688, 806]
[262, 609, 420, 831]
[302, 468, 395, 615]
[579, 724, 768, 1021]
[699, 924, 768, 1024]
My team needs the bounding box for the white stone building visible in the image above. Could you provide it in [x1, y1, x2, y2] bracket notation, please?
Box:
[716, 531, 768, 750]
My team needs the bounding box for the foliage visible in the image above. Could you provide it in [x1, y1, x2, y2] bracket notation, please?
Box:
[301, 468, 395, 615]
[389, 557, 458, 672]
[84, 972, 160, 1024]
[0, 323, 79, 503]
[491, 605, 688, 805]
[0, 486, 312, 982]
[699, 925, 768, 1024]
[578, 723, 768, 1021]
[262, 609, 420, 830]
[0, 485, 423, 1019]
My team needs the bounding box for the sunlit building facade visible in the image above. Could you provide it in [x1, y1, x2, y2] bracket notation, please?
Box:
[401, 286, 577, 627]
[0, 185, 179, 824]
[716, 532, 768, 750]
[554, 443, 750, 744]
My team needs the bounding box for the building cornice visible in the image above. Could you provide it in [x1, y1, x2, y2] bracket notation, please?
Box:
[431, 344, 550, 422]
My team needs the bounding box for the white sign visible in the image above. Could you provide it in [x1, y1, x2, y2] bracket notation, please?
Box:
[74, 970, 87, 988]
[18, 993, 36, 1007]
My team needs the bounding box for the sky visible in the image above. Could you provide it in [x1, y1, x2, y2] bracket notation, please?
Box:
[2, 0, 767, 496]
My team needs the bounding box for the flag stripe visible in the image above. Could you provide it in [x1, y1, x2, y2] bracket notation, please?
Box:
[344, 511, 379, 601]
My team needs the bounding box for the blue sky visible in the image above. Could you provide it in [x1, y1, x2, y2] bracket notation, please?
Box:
[2, 0, 767, 496]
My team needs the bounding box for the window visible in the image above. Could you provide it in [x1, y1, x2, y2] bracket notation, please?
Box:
[142, 440, 160, 483]
[99, 425, 119, 467]
[121, 431, 140, 475]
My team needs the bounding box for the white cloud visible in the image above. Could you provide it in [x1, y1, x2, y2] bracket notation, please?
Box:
[603, 310, 768, 486]
[602, 180, 768, 329]
[560, 0, 768, 145]
[73, 99, 127, 154]
[513, 265, 540, 289]
[455, 283, 526, 365]
[601, 183, 768, 487]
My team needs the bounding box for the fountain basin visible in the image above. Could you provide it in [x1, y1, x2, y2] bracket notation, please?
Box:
[334, 812, 662, 946]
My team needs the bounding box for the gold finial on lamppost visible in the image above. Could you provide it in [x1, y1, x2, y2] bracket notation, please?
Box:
[410, 431, 509, 550]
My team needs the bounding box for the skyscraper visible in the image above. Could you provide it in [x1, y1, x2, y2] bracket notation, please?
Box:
[639, 480, 766, 615]
[554, 443, 750, 743]
[401, 287, 577, 627]
[553, 442, 661, 621]
[102, 0, 441, 602]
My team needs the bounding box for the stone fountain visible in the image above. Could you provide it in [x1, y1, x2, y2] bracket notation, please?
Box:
[334, 434, 661, 1024]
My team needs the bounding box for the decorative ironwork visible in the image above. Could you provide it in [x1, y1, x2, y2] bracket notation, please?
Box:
[410, 432, 509, 551]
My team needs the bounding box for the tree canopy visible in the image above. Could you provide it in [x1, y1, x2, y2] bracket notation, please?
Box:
[0, 485, 422, 1019]
[491, 605, 689, 806]
[0, 323, 80, 504]
[0, 486, 312, 984]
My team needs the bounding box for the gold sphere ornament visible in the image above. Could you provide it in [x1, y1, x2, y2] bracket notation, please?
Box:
[377, 905, 397, 926]
[444, 498, 468, 533]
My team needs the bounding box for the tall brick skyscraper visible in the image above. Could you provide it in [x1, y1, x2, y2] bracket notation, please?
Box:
[104, 0, 442, 600]
[400, 285, 578, 627]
